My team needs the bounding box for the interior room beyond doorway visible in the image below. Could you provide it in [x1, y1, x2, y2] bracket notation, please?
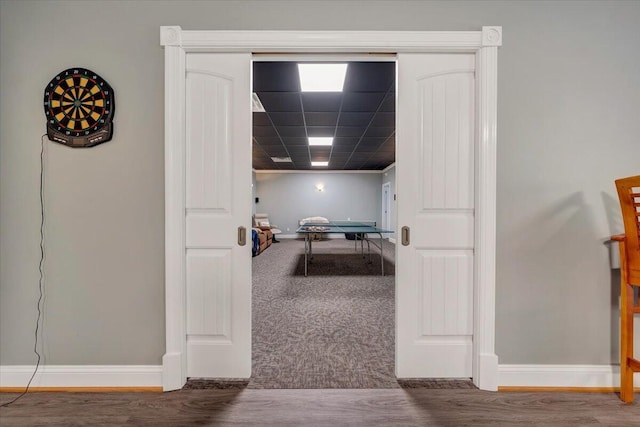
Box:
[250, 58, 397, 388]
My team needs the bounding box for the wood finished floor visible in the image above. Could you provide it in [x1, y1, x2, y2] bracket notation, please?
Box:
[1, 389, 638, 426]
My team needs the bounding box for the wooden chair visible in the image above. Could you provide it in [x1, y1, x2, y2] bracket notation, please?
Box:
[612, 175, 640, 403]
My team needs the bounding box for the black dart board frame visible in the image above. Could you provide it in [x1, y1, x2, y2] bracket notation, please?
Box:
[44, 67, 115, 147]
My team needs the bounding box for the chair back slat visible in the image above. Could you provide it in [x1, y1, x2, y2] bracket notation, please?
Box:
[632, 191, 640, 239]
[616, 175, 640, 284]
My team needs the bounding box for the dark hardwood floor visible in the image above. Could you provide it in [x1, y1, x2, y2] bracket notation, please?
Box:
[1, 388, 638, 426]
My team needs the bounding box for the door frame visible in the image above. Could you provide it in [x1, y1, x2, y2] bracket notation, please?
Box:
[160, 26, 502, 391]
[381, 181, 391, 239]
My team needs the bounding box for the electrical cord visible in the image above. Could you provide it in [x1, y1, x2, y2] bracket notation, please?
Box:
[0, 135, 47, 407]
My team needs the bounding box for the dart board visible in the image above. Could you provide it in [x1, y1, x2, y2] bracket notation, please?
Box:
[43, 67, 115, 147]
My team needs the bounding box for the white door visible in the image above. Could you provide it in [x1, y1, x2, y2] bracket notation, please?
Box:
[396, 53, 476, 378]
[382, 182, 391, 238]
[184, 53, 252, 378]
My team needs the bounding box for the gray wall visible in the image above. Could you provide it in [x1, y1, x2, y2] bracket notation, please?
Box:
[255, 172, 382, 234]
[1, 0, 639, 367]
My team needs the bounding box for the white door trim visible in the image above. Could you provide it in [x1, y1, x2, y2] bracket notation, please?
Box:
[381, 182, 391, 239]
[161, 26, 502, 391]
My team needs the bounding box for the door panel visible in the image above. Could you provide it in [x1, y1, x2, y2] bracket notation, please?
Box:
[184, 53, 251, 378]
[397, 53, 475, 378]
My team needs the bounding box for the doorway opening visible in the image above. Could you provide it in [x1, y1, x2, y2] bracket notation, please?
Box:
[250, 58, 398, 388]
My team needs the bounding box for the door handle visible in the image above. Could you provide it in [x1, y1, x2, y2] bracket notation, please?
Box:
[238, 226, 246, 246]
[401, 226, 410, 246]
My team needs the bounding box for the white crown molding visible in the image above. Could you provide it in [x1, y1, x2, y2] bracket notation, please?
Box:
[0, 365, 162, 388]
[499, 364, 640, 388]
[382, 162, 396, 174]
[160, 26, 501, 53]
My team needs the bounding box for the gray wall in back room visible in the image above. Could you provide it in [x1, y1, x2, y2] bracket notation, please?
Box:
[1, 0, 639, 367]
[255, 172, 383, 234]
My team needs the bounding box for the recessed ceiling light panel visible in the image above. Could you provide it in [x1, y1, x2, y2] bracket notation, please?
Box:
[311, 161, 329, 167]
[308, 137, 333, 146]
[298, 63, 347, 92]
[271, 157, 292, 163]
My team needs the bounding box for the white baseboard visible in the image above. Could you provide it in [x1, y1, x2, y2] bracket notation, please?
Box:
[3, 364, 636, 390]
[498, 364, 640, 388]
[0, 365, 162, 388]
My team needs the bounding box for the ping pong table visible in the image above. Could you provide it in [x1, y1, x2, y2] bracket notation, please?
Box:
[295, 221, 394, 276]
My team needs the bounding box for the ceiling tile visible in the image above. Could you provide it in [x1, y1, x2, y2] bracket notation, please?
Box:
[343, 62, 395, 92]
[329, 155, 349, 167]
[344, 162, 365, 170]
[336, 127, 366, 137]
[254, 126, 279, 137]
[341, 92, 386, 112]
[276, 126, 307, 137]
[254, 136, 282, 145]
[290, 153, 310, 161]
[253, 112, 271, 126]
[277, 163, 296, 170]
[307, 126, 335, 137]
[333, 137, 360, 146]
[261, 145, 289, 156]
[268, 112, 304, 126]
[370, 112, 395, 127]
[349, 152, 376, 161]
[253, 62, 300, 92]
[358, 137, 387, 150]
[291, 161, 310, 169]
[281, 137, 308, 146]
[310, 146, 331, 155]
[364, 127, 394, 138]
[286, 146, 310, 155]
[301, 93, 343, 112]
[330, 161, 347, 169]
[338, 112, 374, 126]
[378, 93, 395, 112]
[258, 92, 302, 112]
[304, 112, 338, 127]
[331, 145, 356, 153]
[377, 140, 396, 152]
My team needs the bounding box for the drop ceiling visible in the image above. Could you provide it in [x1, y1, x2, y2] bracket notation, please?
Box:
[252, 61, 396, 171]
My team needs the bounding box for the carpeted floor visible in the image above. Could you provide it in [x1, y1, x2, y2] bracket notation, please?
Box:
[250, 237, 397, 389]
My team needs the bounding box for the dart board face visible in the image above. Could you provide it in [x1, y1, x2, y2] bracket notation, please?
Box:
[44, 67, 115, 147]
